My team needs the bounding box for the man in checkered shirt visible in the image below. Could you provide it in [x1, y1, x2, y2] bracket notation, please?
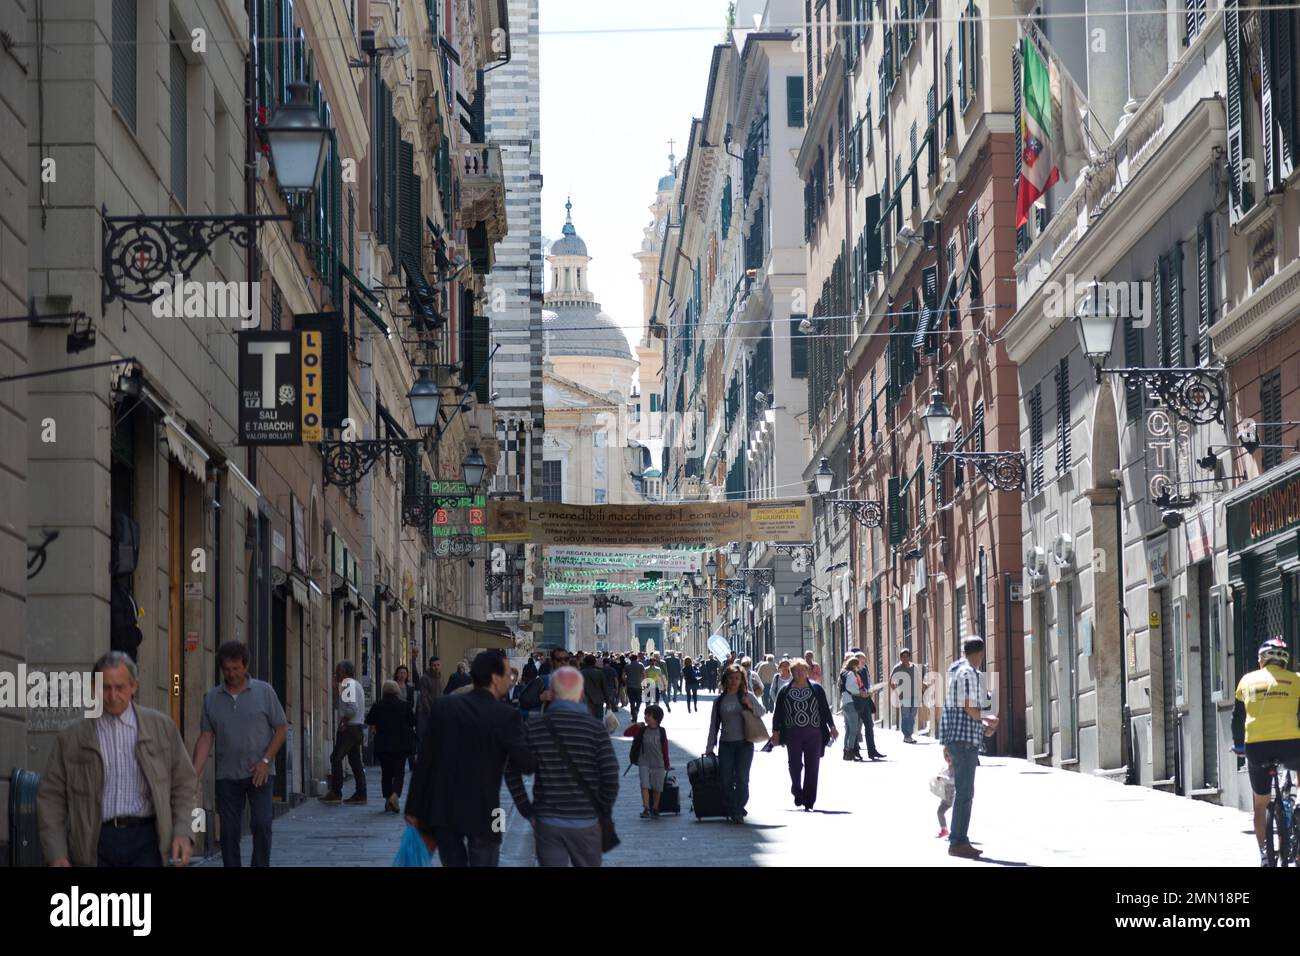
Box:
[939, 636, 998, 859]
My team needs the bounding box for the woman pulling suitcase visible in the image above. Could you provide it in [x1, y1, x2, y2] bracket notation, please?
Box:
[703, 663, 766, 824]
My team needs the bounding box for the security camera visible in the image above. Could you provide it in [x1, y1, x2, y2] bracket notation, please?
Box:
[1161, 509, 1184, 530]
[490, 391, 501, 401]
[754, 391, 768, 404]
[798, 317, 813, 334]
[898, 224, 916, 242]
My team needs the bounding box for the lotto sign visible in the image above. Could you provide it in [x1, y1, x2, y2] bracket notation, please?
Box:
[238, 331, 301, 445]
[300, 330, 322, 442]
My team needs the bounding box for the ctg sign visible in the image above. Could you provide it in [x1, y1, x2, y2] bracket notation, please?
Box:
[238, 330, 323, 445]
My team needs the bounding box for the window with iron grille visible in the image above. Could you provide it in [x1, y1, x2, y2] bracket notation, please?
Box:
[1262, 371, 1283, 471]
[541, 461, 563, 502]
[112, 0, 137, 130]
[1028, 384, 1043, 493]
[1056, 357, 1071, 476]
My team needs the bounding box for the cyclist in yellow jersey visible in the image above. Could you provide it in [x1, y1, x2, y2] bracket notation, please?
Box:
[1231, 639, 1300, 866]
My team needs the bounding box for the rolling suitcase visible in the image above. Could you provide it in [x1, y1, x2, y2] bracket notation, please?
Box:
[658, 774, 681, 815]
[686, 754, 729, 820]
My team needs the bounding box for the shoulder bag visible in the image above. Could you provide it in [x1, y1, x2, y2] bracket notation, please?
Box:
[543, 714, 620, 853]
[741, 695, 770, 743]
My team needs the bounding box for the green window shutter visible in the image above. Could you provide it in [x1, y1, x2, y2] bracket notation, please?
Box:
[865, 193, 882, 272]
[1225, 1, 1254, 222]
[1275, 9, 1296, 182]
[887, 475, 903, 545]
[1153, 256, 1167, 368]
[1029, 384, 1043, 493]
[787, 75, 805, 127]
[1167, 241, 1184, 367]
[721, 177, 732, 240]
[1197, 213, 1214, 364]
[1123, 312, 1144, 420]
[1056, 357, 1071, 476]
[472, 313, 491, 403]
[398, 139, 416, 269]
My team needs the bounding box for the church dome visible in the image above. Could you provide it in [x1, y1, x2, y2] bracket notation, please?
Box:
[549, 197, 588, 257]
[657, 172, 676, 192]
[544, 304, 634, 361]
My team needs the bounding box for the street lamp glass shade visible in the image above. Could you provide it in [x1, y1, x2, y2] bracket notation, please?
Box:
[920, 388, 956, 446]
[513, 552, 526, 574]
[461, 449, 487, 489]
[694, 571, 704, 587]
[814, 457, 834, 495]
[1074, 308, 1117, 363]
[263, 83, 331, 192]
[407, 371, 441, 428]
[706, 556, 717, 578]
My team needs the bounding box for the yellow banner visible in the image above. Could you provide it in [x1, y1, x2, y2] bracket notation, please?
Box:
[301, 330, 322, 442]
[487, 499, 813, 546]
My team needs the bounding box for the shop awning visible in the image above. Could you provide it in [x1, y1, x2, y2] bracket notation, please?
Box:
[225, 461, 262, 516]
[161, 415, 209, 482]
[428, 607, 515, 665]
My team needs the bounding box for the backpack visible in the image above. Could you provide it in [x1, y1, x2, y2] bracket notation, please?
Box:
[110, 511, 140, 578]
[110, 578, 143, 662]
[518, 674, 548, 711]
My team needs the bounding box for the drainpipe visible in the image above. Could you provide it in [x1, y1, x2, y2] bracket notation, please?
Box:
[1116, 473, 1134, 783]
[245, 0, 265, 668]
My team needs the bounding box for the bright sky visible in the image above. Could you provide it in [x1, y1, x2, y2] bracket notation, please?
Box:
[539, 1, 736, 350]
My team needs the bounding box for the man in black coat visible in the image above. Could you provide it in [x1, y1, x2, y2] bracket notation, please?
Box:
[404, 650, 537, 867]
[665, 653, 683, 703]
[579, 655, 610, 719]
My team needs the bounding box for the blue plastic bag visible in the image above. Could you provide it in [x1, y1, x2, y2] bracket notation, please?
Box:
[393, 825, 433, 867]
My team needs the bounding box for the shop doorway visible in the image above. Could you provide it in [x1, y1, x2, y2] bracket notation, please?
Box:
[1058, 581, 1077, 762]
[1197, 564, 1218, 789]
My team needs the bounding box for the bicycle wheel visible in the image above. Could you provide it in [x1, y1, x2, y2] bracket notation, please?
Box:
[1265, 802, 1284, 867]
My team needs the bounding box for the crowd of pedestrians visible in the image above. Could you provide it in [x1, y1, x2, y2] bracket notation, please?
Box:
[35, 631, 998, 869]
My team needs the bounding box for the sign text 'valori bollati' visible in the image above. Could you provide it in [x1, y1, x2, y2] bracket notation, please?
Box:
[150, 274, 259, 327]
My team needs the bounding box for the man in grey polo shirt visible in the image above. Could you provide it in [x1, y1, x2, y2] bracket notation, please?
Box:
[193, 641, 287, 867]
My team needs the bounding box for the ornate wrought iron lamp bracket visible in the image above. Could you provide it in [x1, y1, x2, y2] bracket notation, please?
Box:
[101, 209, 291, 306]
[832, 499, 885, 528]
[1097, 365, 1226, 426]
[939, 451, 1026, 492]
[323, 438, 421, 489]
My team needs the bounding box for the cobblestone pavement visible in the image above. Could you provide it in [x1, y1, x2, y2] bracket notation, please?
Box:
[200, 691, 1259, 867]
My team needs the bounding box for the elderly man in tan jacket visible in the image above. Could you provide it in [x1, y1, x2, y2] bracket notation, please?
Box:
[38, 650, 197, 867]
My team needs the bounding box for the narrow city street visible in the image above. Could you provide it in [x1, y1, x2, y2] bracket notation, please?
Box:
[201, 694, 1258, 868]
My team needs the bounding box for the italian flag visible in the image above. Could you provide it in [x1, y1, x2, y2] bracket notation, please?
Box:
[1016, 37, 1059, 229]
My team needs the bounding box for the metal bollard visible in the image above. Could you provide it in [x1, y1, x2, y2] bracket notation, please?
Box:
[8, 767, 45, 867]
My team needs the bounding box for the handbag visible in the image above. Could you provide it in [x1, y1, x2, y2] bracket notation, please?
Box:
[543, 714, 620, 853]
[741, 701, 770, 743]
